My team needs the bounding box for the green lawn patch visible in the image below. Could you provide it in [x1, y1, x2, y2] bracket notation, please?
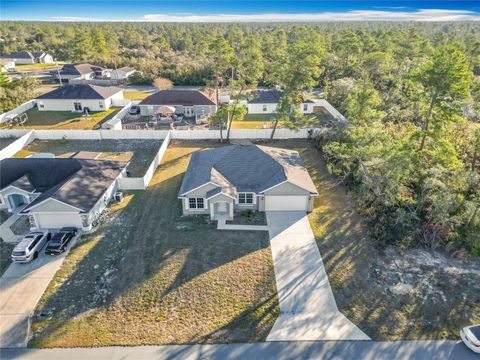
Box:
[1, 107, 121, 130]
[0, 240, 14, 277]
[29, 141, 278, 347]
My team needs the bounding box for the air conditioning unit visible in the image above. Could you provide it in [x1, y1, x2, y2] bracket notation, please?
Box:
[114, 191, 124, 202]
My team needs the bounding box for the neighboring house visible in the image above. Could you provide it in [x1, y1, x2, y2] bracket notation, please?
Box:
[35, 84, 124, 112]
[0, 157, 127, 231]
[109, 66, 136, 80]
[0, 51, 54, 64]
[178, 145, 318, 221]
[55, 63, 109, 83]
[246, 90, 345, 120]
[139, 90, 217, 119]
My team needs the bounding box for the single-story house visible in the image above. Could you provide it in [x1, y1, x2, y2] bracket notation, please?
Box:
[35, 84, 124, 112]
[0, 59, 15, 72]
[0, 157, 127, 231]
[0, 51, 54, 64]
[246, 90, 342, 117]
[178, 145, 318, 221]
[55, 63, 109, 83]
[139, 90, 217, 118]
[109, 66, 137, 80]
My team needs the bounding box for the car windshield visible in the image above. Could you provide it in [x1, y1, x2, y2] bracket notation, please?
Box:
[12, 251, 26, 256]
[470, 326, 480, 340]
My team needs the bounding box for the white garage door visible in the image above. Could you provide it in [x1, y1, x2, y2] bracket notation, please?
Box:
[35, 213, 82, 229]
[265, 196, 308, 211]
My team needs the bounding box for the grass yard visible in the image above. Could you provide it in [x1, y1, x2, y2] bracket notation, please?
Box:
[123, 91, 153, 100]
[261, 139, 480, 341]
[0, 107, 121, 130]
[15, 63, 58, 71]
[29, 140, 278, 347]
[0, 240, 15, 277]
[0, 137, 18, 150]
[15, 139, 162, 177]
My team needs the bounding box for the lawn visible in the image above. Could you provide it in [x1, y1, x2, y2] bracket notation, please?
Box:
[15, 63, 58, 72]
[29, 141, 278, 347]
[0, 137, 17, 150]
[0, 240, 15, 277]
[123, 91, 153, 100]
[0, 107, 121, 130]
[263, 139, 480, 341]
[15, 139, 162, 177]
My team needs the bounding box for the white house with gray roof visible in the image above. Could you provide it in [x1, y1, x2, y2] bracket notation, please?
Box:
[178, 145, 318, 221]
[35, 84, 124, 112]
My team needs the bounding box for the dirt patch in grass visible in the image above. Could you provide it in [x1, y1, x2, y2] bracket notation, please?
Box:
[227, 211, 267, 226]
[10, 215, 30, 235]
[15, 139, 162, 177]
[257, 139, 480, 340]
[1, 107, 121, 130]
[0, 240, 15, 276]
[123, 91, 153, 100]
[30, 141, 278, 347]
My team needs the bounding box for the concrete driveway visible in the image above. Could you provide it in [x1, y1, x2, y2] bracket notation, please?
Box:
[266, 211, 370, 341]
[0, 240, 74, 348]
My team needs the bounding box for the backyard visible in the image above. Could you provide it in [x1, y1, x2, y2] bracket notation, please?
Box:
[123, 91, 153, 100]
[0, 137, 18, 150]
[262, 139, 480, 341]
[15, 139, 162, 177]
[29, 140, 278, 347]
[0, 107, 121, 130]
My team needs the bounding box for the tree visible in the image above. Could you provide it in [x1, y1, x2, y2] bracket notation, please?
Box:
[153, 77, 173, 90]
[417, 45, 473, 151]
[209, 103, 246, 142]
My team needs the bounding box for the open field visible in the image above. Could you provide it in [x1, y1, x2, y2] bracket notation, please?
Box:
[15, 63, 59, 72]
[29, 140, 278, 347]
[261, 139, 480, 341]
[0, 107, 121, 130]
[15, 139, 162, 177]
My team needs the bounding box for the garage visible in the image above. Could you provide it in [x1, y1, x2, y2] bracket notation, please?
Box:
[34, 212, 82, 229]
[264, 195, 308, 211]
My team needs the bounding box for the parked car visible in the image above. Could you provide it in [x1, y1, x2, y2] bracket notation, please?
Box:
[128, 105, 140, 115]
[461, 325, 480, 353]
[45, 227, 77, 255]
[11, 230, 51, 263]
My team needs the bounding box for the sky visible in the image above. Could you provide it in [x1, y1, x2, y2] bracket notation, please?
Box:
[1, 0, 479, 22]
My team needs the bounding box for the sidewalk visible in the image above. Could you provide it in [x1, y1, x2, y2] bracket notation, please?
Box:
[0, 214, 22, 243]
[266, 211, 369, 341]
[217, 219, 269, 231]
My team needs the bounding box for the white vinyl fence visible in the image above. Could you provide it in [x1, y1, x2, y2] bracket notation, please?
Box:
[101, 101, 133, 130]
[0, 131, 35, 160]
[0, 100, 36, 124]
[118, 131, 172, 190]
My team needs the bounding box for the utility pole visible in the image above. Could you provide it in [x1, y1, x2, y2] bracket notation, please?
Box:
[55, 58, 63, 86]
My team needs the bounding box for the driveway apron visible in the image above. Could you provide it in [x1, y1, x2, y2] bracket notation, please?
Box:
[266, 211, 370, 341]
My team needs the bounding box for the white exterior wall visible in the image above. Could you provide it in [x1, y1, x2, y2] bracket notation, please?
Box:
[140, 104, 216, 117]
[247, 103, 278, 114]
[12, 58, 34, 64]
[41, 54, 54, 63]
[37, 98, 112, 112]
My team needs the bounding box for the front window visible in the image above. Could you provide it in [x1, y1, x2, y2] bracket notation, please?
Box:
[81, 215, 89, 228]
[189, 198, 204, 209]
[262, 105, 267, 112]
[99, 101, 104, 108]
[303, 104, 308, 111]
[238, 193, 254, 204]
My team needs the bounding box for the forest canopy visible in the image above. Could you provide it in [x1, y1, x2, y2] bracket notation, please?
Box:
[0, 21, 478, 254]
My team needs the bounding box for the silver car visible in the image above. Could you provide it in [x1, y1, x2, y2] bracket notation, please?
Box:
[461, 325, 480, 354]
[11, 230, 51, 263]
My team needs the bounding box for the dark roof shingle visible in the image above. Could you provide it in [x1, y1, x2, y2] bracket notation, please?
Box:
[139, 90, 216, 106]
[36, 84, 122, 100]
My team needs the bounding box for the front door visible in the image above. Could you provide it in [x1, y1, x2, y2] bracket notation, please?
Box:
[8, 194, 26, 211]
[217, 202, 227, 213]
[74, 102, 82, 111]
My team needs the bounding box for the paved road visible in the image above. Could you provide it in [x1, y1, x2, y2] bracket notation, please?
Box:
[0, 340, 477, 360]
[0, 239, 75, 348]
[266, 212, 369, 341]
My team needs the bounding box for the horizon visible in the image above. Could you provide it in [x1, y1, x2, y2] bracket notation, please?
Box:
[1, 0, 479, 22]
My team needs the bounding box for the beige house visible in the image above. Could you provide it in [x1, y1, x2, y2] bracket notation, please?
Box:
[178, 145, 318, 221]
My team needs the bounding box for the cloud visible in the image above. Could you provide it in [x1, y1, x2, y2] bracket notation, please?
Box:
[142, 9, 480, 22]
[47, 9, 480, 22]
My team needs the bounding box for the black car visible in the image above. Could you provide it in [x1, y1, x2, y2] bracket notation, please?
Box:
[128, 105, 140, 115]
[45, 227, 77, 255]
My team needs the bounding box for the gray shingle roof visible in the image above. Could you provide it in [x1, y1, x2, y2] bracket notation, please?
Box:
[178, 145, 317, 198]
[0, 51, 34, 60]
[0, 158, 127, 213]
[36, 84, 122, 100]
[59, 63, 104, 76]
[139, 90, 216, 106]
[248, 90, 283, 104]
